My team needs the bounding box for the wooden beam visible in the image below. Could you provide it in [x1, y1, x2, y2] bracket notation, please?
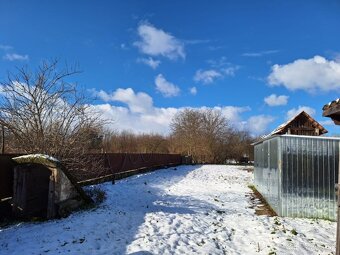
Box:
[332, 118, 340, 126]
[323, 104, 340, 118]
[290, 127, 315, 131]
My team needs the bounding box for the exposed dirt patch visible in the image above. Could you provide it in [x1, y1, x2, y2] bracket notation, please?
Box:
[241, 166, 253, 173]
[247, 185, 277, 217]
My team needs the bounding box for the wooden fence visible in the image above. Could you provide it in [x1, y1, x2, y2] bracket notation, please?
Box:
[76, 153, 183, 185]
[0, 154, 21, 219]
[0, 153, 183, 220]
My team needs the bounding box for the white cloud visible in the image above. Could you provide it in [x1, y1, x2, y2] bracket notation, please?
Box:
[247, 115, 275, 135]
[195, 57, 240, 84]
[222, 66, 240, 76]
[3, 53, 29, 61]
[334, 52, 340, 62]
[90, 89, 112, 102]
[134, 23, 185, 60]
[92, 104, 253, 135]
[89, 88, 265, 135]
[92, 88, 153, 114]
[137, 57, 161, 69]
[286, 106, 316, 120]
[194, 69, 222, 84]
[183, 39, 210, 45]
[215, 106, 273, 135]
[268, 55, 340, 92]
[207, 56, 230, 68]
[0, 44, 13, 51]
[155, 74, 180, 97]
[90, 103, 179, 134]
[264, 94, 289, 106]
[220, 106, 250, 129]
[90, 87, 179, 133]
[319, 119, 334, 126]
[189, 86, 197, 95]
[242, 50, 279, 57]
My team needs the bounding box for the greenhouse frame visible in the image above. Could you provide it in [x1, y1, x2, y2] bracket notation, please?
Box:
[254, 134, 340, 221]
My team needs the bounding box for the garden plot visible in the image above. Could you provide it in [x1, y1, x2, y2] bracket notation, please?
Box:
[0, 165, 336, 255]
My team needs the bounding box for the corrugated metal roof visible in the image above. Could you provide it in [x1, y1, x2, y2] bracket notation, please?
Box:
[252, 133, 340, 146]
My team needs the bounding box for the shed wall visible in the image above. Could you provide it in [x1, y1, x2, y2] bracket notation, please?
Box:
[254, 137, 281, 214]
[280, 136, 339, 220]
[254, 135, 339, 221]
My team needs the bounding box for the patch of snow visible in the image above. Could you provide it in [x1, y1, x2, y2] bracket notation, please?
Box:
[13, 154, 60, 162]
[0, 165, 336, 254]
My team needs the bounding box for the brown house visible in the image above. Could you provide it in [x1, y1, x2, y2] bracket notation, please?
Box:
[323, 98, 340, 125]
[262, 111, 327, 139]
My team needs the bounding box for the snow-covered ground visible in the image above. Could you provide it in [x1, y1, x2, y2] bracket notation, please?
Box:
[0, 165, 336, 255]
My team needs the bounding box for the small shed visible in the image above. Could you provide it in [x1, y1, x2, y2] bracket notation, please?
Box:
[253, 112, 339, 221]
[254, 135, 340, 221]
[11, 154, 91, 219]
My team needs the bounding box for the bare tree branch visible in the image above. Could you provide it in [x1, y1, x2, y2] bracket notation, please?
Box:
[0, 60, 106, 179]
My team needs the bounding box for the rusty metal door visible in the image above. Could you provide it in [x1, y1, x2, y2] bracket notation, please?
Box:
[12, 164, 51, 218]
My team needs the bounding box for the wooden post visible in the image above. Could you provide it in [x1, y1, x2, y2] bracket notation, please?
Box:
[1, 125, 4, 154]
[335, 133, 340, 255]
[322, 99, 340, 254]
[337, 201, 340, 255]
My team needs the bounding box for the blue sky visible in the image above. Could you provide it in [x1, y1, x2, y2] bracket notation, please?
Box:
[1, 0, 340, 135]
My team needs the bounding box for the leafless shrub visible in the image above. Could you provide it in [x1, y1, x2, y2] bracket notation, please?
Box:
[103, 131, 169, 153]
[0, 60, 106, 179]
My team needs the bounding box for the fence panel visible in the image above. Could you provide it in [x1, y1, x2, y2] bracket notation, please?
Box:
[0, 154, 21, 219]
[0, 154, 20, 200]
[0, 153, 182, 195]
[105, 153, 182, 174]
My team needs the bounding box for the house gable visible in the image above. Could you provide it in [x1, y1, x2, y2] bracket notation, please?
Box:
[261, 111, 327, 140]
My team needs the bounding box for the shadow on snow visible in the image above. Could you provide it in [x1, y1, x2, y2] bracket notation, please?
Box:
[0, 165, 219, 255]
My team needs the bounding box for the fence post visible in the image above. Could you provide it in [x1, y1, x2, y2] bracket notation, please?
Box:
[337, 148, 340, 255]
[321, 100, 340, 254]
[1, 125, 4, 154]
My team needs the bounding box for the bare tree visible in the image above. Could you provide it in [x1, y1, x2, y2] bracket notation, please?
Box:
[137, 133, 169, 153]
[170, 109, 204, 160]
[170, 108, 255, 164]
[170, 108, 233, 163]
[0, 60, 105, 179]
[103, 131, 169, 154]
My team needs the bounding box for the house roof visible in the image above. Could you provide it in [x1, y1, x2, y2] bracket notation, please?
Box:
[323, 98, 340, 113]
[260, 111, 327, 140]
[322, 98, 340, 125]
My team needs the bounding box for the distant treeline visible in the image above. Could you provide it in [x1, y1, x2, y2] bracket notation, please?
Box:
[0, 60, 256, 167]
[2, 108, 256, 165]
[102, 109, 256, 164]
